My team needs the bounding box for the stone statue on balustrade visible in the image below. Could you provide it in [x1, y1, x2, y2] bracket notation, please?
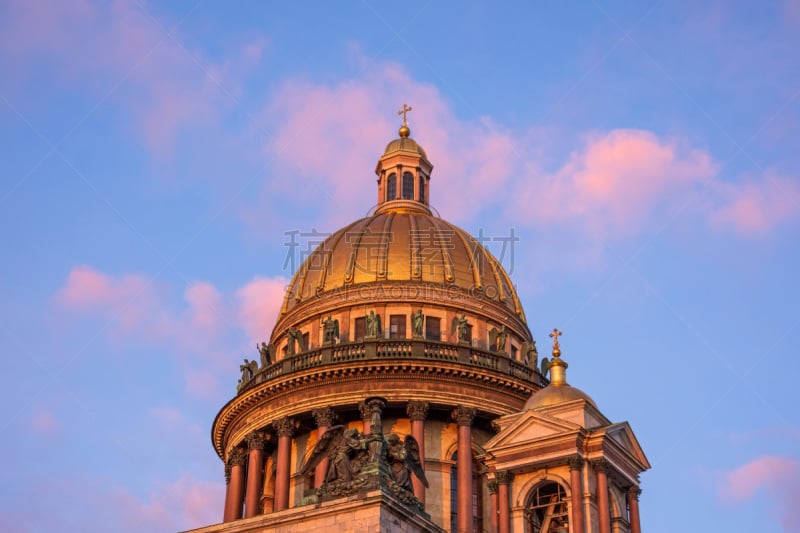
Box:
[412, 308, 424, 338]
[366, 310, 382, 338]
[257, 342, 273, 368]
[451, 313, 471, 344]
[285, 327, 303, 356]
[321, 315, 339, 345]
[236, 358, 259, 392]
[489, 324, 508, 353]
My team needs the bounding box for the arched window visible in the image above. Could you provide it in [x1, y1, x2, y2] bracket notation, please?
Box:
[387, 173, 397, 201]
[402, 172, 414, 200]
[525, 482, 569, 533]
[418, 175, 425, 203]
[449, 451, 484, 533]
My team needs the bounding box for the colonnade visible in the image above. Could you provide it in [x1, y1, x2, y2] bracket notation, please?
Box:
[488, 456, 642, 533]
[221, 401, 477, 526]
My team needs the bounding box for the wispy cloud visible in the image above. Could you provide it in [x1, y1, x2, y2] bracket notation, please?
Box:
[720, 455, 800, 531]
[54, 265, 286, 397]
[0, 0, 264, 155]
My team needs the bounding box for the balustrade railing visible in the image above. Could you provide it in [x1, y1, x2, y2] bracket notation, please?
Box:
[239, 339, 542, 393]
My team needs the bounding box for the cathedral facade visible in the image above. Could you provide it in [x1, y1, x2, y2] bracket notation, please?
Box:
[186, 111, 649, 533]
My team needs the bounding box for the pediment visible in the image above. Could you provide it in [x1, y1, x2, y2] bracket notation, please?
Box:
[484, 409, 583, 450]
[599, 422, 651, 469]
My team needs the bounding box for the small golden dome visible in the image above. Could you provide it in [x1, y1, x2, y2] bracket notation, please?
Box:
[383, 137, 428, 159]
[523, 383, 596, 410]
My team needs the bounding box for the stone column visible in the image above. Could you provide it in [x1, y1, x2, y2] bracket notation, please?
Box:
[487, 480, 499, 533]
[223, 448, 247, 521]
[452, 406, 476, 533]
[244, 432, 267, 518]
[496, 470, 513, 533]
[312, 407, 336, 489]
[627, 487, 642, 533]
[568, 455, 586, 533]
[406, 401, 429, 504]
[272, 417, 295, 512]
[594, 459, 611, 533]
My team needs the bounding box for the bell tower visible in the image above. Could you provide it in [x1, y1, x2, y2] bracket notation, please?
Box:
[482, 331, 650, 533]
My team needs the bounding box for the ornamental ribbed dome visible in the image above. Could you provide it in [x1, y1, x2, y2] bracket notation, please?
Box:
[279, 209, 525, 320]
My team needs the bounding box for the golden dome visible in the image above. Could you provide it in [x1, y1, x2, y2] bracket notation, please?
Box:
[523, 383, 596, 410]
[279, 207, 525, 320]
[383, 137, 428, 159]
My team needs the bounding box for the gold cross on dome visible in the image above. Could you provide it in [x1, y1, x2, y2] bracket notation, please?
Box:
[397, 103, 413, 126]
[549, 328, 562, 351]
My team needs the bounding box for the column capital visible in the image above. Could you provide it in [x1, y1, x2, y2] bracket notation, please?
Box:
[452, 406, 477, 426]
[272, 417, 295, 438]
[246, 431, 268, 451]
[592, 458, 610, 474]
[487, 479, 499, 495]
[312, 407, 336, 428]
[627, 486, 642, 500]
[495, 470, 514, 485]
[567, 455, 585, 471]
[228, 447, 248, 468]
[406, 400, 429, 421]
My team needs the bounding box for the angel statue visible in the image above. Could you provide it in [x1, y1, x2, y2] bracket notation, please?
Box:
[322, 315, 339, 345]
[451, 313, 470, 343]
[301, 425, 368, 484]
[540, 356, 550, 379]
[366, 310, 382, 338]
[257, 342, 272, 368]
[285, 327, 302, 356]
[385, 433, 428, 492]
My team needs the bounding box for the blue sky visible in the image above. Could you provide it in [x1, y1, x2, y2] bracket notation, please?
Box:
[1, 1, 799, 531]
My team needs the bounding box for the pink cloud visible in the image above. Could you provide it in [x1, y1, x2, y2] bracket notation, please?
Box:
[720, 455, 800, 531]
[112, 474, 224, 531]
[514, 129, 718, 238]
[30, 407, 58, 436]
[0, 0, 264, 155]
[55, 265, 160, 333]
[236, 276, 289, 344]
[21, 473, 225, 532]
[260, 62, 517, 226]
[55, 266, 289, 397]
[711, 172, 800, 235]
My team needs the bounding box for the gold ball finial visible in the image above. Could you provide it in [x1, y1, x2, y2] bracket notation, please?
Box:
[397, 103, 413, 138]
